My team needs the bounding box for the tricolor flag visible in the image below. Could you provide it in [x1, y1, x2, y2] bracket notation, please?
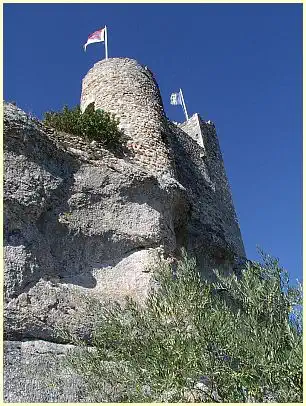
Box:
[84, 26, 108, 58]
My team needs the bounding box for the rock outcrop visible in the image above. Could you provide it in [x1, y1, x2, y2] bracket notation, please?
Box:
[4, 100, 186, 335]
[3, 102, 188, 401]
[4, 58, 245, 402]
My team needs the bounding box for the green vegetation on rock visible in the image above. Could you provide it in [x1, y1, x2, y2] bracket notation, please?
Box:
[66, 252, 303, 402]
[43, 103, 124, 150]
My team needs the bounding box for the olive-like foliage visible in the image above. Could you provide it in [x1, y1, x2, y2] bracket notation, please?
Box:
[43, 103, 123, 150]
[64, 250, 303, 403]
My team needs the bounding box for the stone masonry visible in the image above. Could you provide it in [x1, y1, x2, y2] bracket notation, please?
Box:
[81, 58, 174, 176]
[168, 115, 245, 277]
[178, 113, 245, 258]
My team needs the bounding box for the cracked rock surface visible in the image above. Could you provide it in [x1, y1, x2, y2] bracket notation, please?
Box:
[4, 102, 187, 401]
[4, 340, 89, 402]
[4, 103, 183, 340]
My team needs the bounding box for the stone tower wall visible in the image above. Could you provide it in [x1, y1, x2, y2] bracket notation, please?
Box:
[198, 116, 245, 258]
[168, 115, 245, 278]
[176, 114, 245, 257]
[80, 58, 174, 176]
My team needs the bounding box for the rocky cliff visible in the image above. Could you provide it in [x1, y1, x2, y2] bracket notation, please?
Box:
[3, 101, 187, 401]
[4, 58, 245, 402]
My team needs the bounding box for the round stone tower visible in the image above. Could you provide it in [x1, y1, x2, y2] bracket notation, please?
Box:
[80, 58, 174, 175]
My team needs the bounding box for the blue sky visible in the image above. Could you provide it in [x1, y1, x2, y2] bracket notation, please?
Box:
[4, 3, 302, 284]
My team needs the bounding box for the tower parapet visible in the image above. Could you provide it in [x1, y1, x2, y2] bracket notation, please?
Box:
[81, 58, 174, 176]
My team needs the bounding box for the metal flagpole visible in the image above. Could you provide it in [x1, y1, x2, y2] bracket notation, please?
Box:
[179, 88, 189, 121]
[104, 25, 108, 60]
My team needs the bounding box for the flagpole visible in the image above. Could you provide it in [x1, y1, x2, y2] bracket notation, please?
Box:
[104, 25, 108, 60]
[179, 88, 189, 121]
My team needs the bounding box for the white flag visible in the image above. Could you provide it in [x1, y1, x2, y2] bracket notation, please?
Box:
[170, 89, 189, 121]
[170, 92, 182, 106]
[84, 27, 105, 51]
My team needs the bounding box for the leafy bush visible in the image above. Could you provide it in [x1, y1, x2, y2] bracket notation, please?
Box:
[43, 103, 124, 150]
[66, 252, 302, 402]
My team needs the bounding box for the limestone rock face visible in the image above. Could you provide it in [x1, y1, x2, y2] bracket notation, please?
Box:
[3, 102, 188, 401]
[4, 340, 89, 402]
[4, 102, 186, 343]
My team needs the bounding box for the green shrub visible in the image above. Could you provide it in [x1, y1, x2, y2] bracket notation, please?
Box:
[66, 251, 302, 402]
[43, 103, 124, 150]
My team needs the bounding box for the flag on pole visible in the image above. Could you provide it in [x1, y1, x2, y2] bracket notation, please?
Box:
[84, 27, 106, 51]
[170, 92, 183, 106]
[170, 89, 189, 121]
